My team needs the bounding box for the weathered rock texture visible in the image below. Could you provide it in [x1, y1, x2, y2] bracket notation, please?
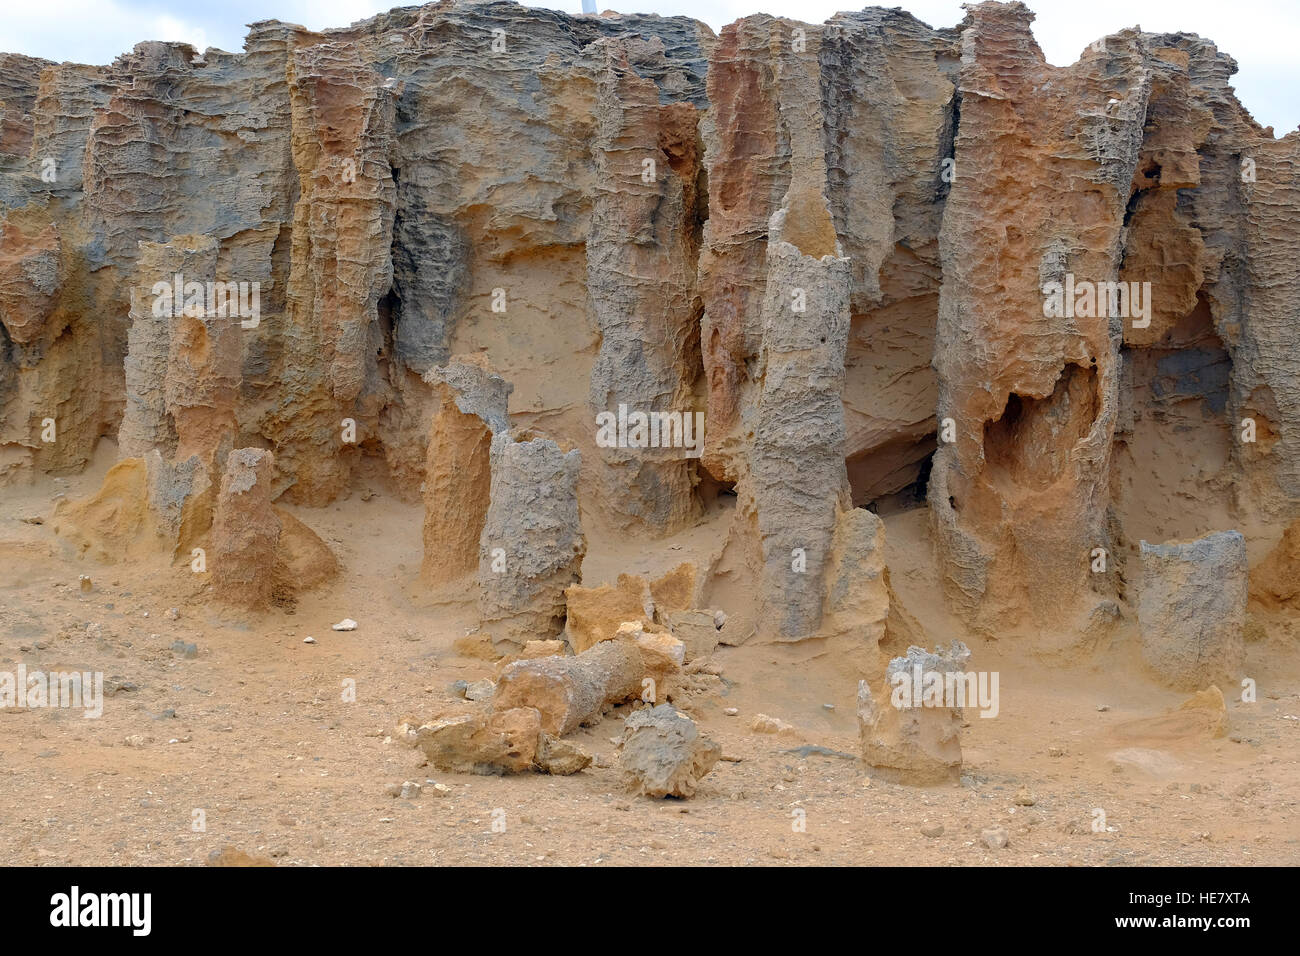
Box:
[857, 641, 971, 784]
[3, 1, 1298, 656]
[421, 358, 512, 584]
[618, 703, 721, 798]
[477, 433, 585, 647]
[413, 706, 591, 776]
[1138, 531, 1246, 689]
[211, 448, 282, 609]
[493, 637, 654, 736]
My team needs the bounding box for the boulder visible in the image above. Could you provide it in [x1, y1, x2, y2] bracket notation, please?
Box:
[618, 704, 721, 798]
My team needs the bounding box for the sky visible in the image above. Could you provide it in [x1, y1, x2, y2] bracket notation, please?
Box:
[0, 0, 1294, 135]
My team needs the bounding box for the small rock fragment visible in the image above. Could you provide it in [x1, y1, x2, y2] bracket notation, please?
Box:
[751, 713, 794, 735]
[980, 827, 1008, 850]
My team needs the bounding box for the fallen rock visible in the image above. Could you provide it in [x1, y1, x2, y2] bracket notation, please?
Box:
[650, 562, 706, 614]
[387, 780, 421, 799]
[272, 509, 338, 595]
[535, 734, 593, 775]
[618, 704, 721, 798]
[980, 827, 1008, 850]
[628, 625, 685, 671]
[751, 713, 795, 735]
[1138, 531, 1246, 690]
[415, 707, 542, 776]
[413, 705, 588, 776]
[464, 678, 495, 702]
[493, 637, 651, 736]
[1109, 685, 1229, 744]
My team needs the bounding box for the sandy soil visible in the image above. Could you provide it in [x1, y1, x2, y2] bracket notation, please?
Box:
[2, 443, 1298, 867]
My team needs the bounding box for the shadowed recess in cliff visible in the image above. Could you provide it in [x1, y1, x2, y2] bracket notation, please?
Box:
[983, 362, 1099, 491]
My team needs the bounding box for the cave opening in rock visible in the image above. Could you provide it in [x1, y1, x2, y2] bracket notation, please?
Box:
[855, 446, 935, 516]
[847, 433, 938, 512]
[983, 362, 1099, 489]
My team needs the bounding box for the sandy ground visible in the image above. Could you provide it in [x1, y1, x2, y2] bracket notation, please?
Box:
[2, 443, 1298, 867]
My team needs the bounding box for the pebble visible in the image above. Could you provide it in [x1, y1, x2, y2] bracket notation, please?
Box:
[165, 607, 179, 620]
[921, 822, 944, 838]
[78, 575, 92, 593]
[980, 827, 1009, 850]
[464, 678, 495, 702]
[1014, 788, 1036, 806]
[303, 636, 316, 645]
[332, 619, 358, 632]
[723, 707, 738, 716]
[446, 679, 469, 699]
[170, 640, 198, 659]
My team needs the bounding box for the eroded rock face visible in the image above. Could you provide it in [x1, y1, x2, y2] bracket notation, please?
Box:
[928, 2, 1141, 640]
[1139, 531, 1246, 689]
[1250, 518, 1300, 611]
[2, 1, 1297, 665]
[586, 37, 705, 536]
